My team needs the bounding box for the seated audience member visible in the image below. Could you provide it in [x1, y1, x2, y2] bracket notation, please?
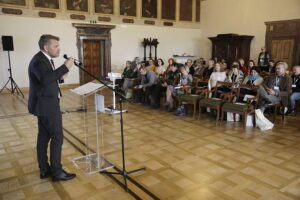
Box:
[185, 59, 195, 75]
[155, 58, 166, 77]
[122, 61, 134, 78]
[248, 60, 255, 69]
[199, 57, 206, 66]
[289, 65, 300, 114]
[166, 58, 176, 72]
[226, 64, 244, 87]
[208, 63, 227, 91]
[268, 60, 276, 73]
[239, 58, 248, 75]
[163, 63, 180, 111]
[123, 62, 142, 98]
[261, 59, 275, 74]
[258, 62, 292, 113]
[240, 67, 263, 97]
[134, 67, 157, 104]
[194, 59, 205, 76]
[166, 66, 193, 109]
[242, 67, 263, 86]
[131, 57, 140, 69]
[122, 61, 134, 96]
[146, 59, 156, 72]
[202, 59, 215, 79]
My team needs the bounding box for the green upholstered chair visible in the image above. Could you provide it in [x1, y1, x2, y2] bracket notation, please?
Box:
[221, 84, 259, 127]
[178, 94, 203, 118]
[198, 81, 234, 124]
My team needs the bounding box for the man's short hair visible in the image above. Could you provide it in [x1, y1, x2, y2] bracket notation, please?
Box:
[38, 34, 60, 50]
[276, 61, 288, 70]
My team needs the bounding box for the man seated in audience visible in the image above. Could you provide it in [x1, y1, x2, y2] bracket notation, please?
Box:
[258, 62, 292, 113]
[131, 57, 140, 69]
[134, 67, 157, 105]
[289, 65, 300, 114]
[146, 58, 156, 72]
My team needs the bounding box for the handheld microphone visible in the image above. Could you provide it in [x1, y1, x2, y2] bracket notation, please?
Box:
[63, 54, 82, 66]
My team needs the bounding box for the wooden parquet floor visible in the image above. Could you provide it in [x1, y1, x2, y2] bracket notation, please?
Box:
[0, 89, 300, 200]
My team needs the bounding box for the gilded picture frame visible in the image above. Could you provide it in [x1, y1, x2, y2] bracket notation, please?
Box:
[33, 0, 60, 10]
[66, 0, 89, 13]
[119, 0, 136, 17]
[141, 0, 157, 19]
[94, 0, 113, 15]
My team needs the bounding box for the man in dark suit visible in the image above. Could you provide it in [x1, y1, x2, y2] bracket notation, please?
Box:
[28, 34, 76, 182]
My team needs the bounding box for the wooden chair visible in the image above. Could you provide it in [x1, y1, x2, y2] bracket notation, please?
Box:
[198, 81, 234, 125]
[221, 84, 259, 127]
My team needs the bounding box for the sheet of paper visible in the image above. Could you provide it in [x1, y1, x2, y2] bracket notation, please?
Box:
[70, 82, 104, 96]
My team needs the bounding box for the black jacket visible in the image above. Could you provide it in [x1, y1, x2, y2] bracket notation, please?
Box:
[28, 51, 69, 116]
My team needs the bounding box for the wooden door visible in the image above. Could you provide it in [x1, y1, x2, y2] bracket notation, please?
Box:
[82, 40, 102, 84]
[271, 39, 294, 69]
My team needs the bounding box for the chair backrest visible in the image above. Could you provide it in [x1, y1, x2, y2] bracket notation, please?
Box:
[213, 81, 234, 98]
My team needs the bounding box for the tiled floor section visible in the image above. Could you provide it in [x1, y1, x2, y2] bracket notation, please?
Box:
[0, 89, 300, 200]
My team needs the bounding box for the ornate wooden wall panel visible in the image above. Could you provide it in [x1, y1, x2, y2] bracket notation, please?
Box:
[265, 19, 300, 67]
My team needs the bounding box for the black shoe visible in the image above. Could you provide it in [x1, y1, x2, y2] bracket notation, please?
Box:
[52, 170, 76, 182]
[40, 171, 51, 179]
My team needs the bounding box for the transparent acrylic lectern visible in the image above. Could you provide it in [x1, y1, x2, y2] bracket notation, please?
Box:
[70, 82, 114, 174]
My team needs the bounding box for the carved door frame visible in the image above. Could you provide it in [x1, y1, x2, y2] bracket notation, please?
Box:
[73, 23, 115, 85]
[265, 19, 300, 67]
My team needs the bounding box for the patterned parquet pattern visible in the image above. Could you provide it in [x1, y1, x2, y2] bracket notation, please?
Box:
[0, 89, 300, 200]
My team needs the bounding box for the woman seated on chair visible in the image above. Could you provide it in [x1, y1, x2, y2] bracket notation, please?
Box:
[165, 66, 192, 111]
[208, 62, 227, 95]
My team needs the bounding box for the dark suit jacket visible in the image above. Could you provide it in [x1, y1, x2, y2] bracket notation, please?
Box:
[263, 74, 292, 107]
[28, 51, 69, 116]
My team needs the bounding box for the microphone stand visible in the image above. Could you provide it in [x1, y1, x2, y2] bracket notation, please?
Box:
[71, 60, 146, 192]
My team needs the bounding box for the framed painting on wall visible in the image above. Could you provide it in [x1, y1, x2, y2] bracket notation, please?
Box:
[161, 0, 175, 21]
[0, 0, 26, 7]
[33, 0, 59, 10]
[120, 0, 136, 17]
[94, 0, 113, 15]
[66, 0, 88, 12]
[142, 0, 157, 18]
[179, 0, 192, 21]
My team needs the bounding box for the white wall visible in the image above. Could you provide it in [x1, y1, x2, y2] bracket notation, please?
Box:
[199, 0, 300, 63]
[0, 15, 202, 88]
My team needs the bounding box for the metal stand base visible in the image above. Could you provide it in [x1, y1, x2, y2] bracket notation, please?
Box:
[73, 153, 114, 174]
[105, 107, 128, 114]
[0, 51, 24, 98]
[0, 77, 24, 98]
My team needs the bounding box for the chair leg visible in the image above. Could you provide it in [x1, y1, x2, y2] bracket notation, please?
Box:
[193, 102, 196, 118]
[216, 107, 220, 125]
[198, 105, 202, 120]
[221, 110, 224, 124]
